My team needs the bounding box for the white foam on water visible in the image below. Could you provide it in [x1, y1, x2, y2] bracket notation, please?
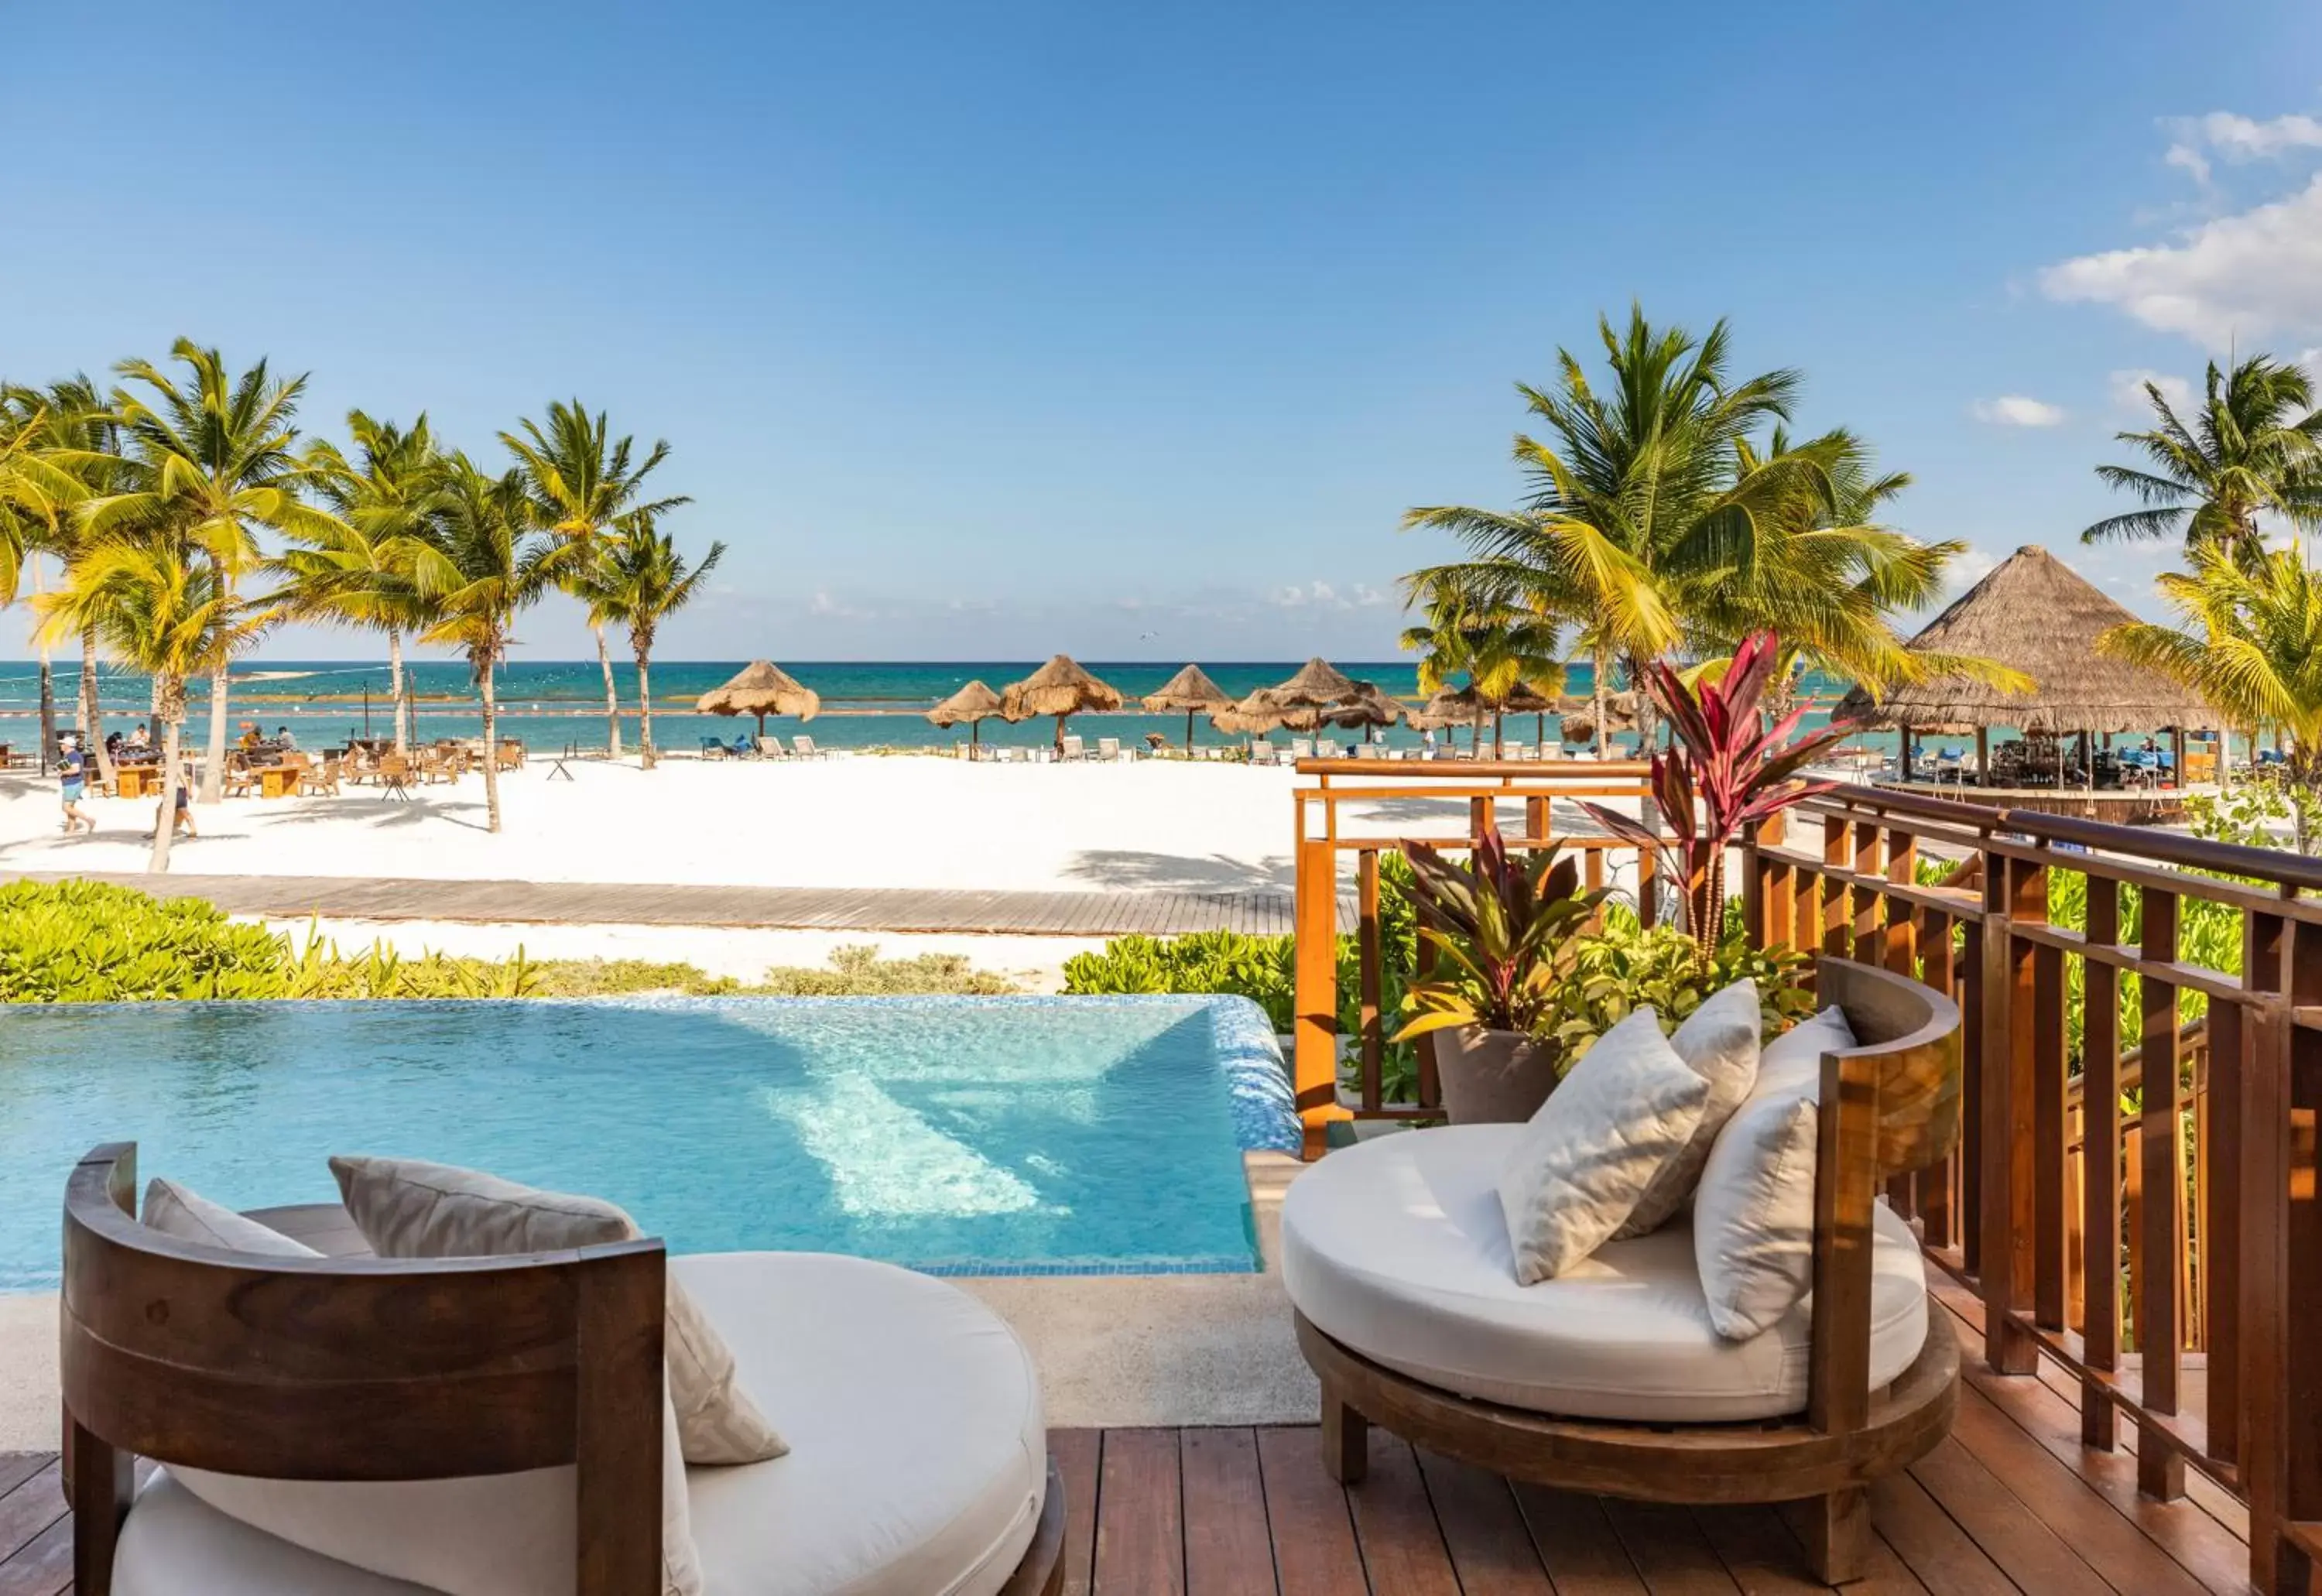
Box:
[760, 1074, 1052, 1218]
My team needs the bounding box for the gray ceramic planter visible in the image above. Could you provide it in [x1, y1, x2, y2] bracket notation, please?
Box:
[1436, 1025, 1561, 1124]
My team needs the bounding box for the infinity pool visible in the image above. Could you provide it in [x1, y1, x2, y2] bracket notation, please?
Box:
[0, 995, 1296, 1289]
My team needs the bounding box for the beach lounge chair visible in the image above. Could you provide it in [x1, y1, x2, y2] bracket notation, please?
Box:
[1283, 959, 1963, 1584]
[1249, 738, 1273, 765]
[62, 1143, 1065, 1596]
[699, 735, 728, 760]
[1289, 738, 1315, 762]
[1352, 743, 1382, 759]
[1097, 736, 1122, 762]
[1059, 734, 1085, 761]
[791, 735, 824, 759]
[757, 735, 787, 759]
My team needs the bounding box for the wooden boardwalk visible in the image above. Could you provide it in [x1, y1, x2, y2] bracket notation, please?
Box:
[0, 869, 1354, 937]
[0, 1292, 2251, 1594]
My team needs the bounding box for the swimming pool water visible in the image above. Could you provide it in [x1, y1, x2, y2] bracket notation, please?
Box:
[0, 995, 1297, 1289]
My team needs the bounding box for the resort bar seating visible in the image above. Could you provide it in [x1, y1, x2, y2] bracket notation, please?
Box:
[1282, 957, 1963, 1584]
[60, 1143, 1066, 1596]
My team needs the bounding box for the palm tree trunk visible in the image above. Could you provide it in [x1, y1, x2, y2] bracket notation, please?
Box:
[200, 660, 230, 804]
[480, 652, 503, 834]
[36, 657, 54, 779]
[1593, 646, 1610, 760]
[594, 623, 622, 759]
[1492, 710, 1505, 760]
[636, 644, 656, 770]
[150, 706, 182, 874]
[387, 630, 407, 752]
[80, 630, 114, 786]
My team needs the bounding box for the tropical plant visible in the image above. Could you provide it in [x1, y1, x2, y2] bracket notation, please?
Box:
[565, 512, 724, 768]
[1584, 631, 1855, 959]
[86, 341, 344, 800]
[2098, 541, 2322, 848]
[398, 457, 569, 833]
[288, 412, 450, 752]
[500, 400, 688, 759]
[1399, 571, 1565, 756]
[0, 383, 107, 770]
[36, 535, 270, 871]
[2083, 354, 2322, 560]
[1538, 904, 1816, 1068]
[1393, 833, 1606, 1039]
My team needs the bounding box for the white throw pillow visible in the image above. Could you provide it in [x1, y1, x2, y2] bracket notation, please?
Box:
[330, 1156, 786, 1466]
[1694, 1005, 1858, 1339]
[1495, 1007, 1711, 1285]
[1612, 978, 1762, 1238]
[142, 1179, 320, 1258]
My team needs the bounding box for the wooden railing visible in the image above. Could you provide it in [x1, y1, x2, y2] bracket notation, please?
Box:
[1288, 759, 1656, 1152]
[1743, 784, 2322, 1594]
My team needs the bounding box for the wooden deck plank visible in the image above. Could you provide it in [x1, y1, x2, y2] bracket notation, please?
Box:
[1181, 1428, 1276, 1596]
[1341, 1436, 1461, 1596]
[1600, 1498, 1743, 1594]
[0, 1467, 67, 1571]
[1052, 1428, 1102, 1596]
[0, 1463, 43, 1509]
[1687, 1506, 1834, 1594]
[1509, 1485, 1649, 1594]
[1093, 1427, 1185, 1596]
[1906, 1435, 2114, 1595]
[0, 1516, 70, 1596]
[1413, 1450, 1554, 1594]
[1255, 1426, 1366, 1596]
[1868, 1469, 2017, 1596]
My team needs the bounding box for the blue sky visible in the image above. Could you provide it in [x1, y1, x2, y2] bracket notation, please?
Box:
[6, 0, 2321, 662]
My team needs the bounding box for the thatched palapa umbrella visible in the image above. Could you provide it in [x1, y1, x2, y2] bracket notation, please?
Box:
[927, 679, 1005, 756]
[697, 661, 820, 741]
[1002, 654, 1123, 753]
[1141, 663, 1235, 751]
[1831, 545, 2217, 784]
[1556, 690, 1637, 747]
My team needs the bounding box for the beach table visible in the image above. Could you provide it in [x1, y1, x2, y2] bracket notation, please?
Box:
[259, 764, 305, 800]
[115, 766, 162, 800]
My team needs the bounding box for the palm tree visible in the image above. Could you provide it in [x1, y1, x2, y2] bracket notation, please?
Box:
[36, 537, 269, 871]
[26, 377, 138, 783]
[500, 401, 688, 761]
[398, 457, 567, 833]
[1399, 573, 1564, 757]
[2100, 543, 2322, 848]
[288, 413, 448, 752]
[86, 341, 345, 801]
[567, 515, 724, 769]
[2084, 354, 2322, 560]
[0, 384, 101, 770]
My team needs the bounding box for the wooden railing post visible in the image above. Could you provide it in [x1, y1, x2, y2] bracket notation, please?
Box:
[1292, 809, 1347, 1159]
[2081, 878, 2122, 1450]
[2138, 888, 2186, 1500]
[1978, 850, 2043, 1375]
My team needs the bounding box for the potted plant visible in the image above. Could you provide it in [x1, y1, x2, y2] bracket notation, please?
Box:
[1392, 830, 1607, 1123]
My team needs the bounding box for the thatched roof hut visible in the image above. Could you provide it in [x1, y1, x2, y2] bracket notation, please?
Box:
[1001, 655, 1123, 752]
[1262, 656, 1363, 710]
[697, 661, 820, 736]
[927, 680, 1005, 754]
[1831, 545, 2216, 735]
[1142, 663, 1235, 751]
[1556, 691, 1639, 745]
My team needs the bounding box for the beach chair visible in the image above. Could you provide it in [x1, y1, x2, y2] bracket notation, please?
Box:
[758, 735, 787, 759]
[1353, 743, 1382, 760]
[1249, 738, 1274, 765]
[299, 754, 342, 797]
[1097, 737, 1122, 762]
[222, 755, 259, 799]
[699, 735, 728, 760]
[495, 739, 524, 772]
[1059, 734, 1085, 761]
[1144, 731, 1169, 755]
[1289, 738, 1315, 762]
[791, 735, 824, 759]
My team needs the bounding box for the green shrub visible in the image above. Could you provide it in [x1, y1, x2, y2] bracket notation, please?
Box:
[1539, 905, 1816, 1069]
[752, 944, 1017, 996]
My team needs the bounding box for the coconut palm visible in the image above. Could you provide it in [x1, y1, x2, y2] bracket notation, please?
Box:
[287, 413, 449, 752]
[1399, 573, 1564, 757]
[2099, 542, 2322, 848]
[25, 377, 140, 782]
[397, 457, 568, 833]
[85, 341, 345, 800]
[36, 536, 269, 871]
[569, 514, 724, 769]
[0, 383, 105, 769]
[2083, 354, 2322, 560]
[500, 401, 689, 760]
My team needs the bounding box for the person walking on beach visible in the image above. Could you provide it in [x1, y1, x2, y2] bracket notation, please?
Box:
[57, 735, 95, 836]
[162, 763, 197, 841]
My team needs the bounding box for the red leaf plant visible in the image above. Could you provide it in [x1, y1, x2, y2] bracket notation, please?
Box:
[1582, 632, 1861, 962]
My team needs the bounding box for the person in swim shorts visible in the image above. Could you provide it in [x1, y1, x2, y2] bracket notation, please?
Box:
[57, 735, 95, 836]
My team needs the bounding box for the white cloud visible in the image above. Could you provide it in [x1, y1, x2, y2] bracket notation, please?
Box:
[1272, 581, 1378, 611]
[2108, 368, 2194, 413]
[2042, 171, 2322, 347]
[808, 588, 872, 619]
[2172, 111, 2322, 164]
[1969, 395, 2067, 427]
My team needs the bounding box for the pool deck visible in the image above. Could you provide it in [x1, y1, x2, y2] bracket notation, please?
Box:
[0, 1287, 2249, 1594]
[0, 868, 1359, 937]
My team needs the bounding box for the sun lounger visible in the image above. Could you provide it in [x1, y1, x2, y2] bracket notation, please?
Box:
[791, 735, 824, 759]
[1097, 737, 1122, 762]
[1059, 735, 1085, 761]
[757, 735, 787, 759]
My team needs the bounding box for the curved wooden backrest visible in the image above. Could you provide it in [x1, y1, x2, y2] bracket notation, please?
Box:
[63, 1142, 664, 1596]
[1803, 961, 1962, 1441]
[1813, 957, 1964, 1177]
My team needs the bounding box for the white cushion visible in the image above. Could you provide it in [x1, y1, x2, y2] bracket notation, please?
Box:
[147, 1253, 1046, 1596]
[116, 1473, 433, 1596]
[142, 1180, 320, 1258]
[1494, 1008, 1709, 1283]
[1612, 978, 1762, 1239]
[680, 1253, 1046, 1596]
[1283, 1123, 1927, 1422]
[1695, 1006, 1858, 1339]
[330, 1154, 786, 1465]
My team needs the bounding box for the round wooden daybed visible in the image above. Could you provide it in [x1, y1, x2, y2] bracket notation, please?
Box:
[1286, 958, 1962, 1586]
[60, 1143, 1066, 1596]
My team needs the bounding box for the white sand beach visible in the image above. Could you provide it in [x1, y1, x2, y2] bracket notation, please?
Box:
[0, 754, 1522, 894]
